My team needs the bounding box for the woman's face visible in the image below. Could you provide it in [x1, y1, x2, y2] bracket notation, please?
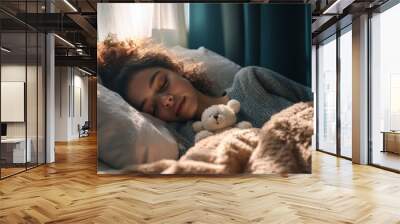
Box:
[126, 67, 199, 122]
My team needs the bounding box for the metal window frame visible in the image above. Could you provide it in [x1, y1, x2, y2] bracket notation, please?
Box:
[315, 0, 400, 173]
[315, 22, 353, 161]
[367, 0, 400, 173]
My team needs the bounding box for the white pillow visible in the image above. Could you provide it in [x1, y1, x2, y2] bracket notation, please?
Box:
[170, 46, 242, 96]
[97, 84, 179, 170]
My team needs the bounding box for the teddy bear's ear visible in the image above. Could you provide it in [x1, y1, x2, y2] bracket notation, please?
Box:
[227, 99, 240, 114]
[192, 121, 204, 132]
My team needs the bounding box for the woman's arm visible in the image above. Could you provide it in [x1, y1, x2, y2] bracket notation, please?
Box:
[247, 66, 313, 103]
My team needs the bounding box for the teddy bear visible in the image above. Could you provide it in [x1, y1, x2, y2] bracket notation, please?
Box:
[192, 99, 253, 143]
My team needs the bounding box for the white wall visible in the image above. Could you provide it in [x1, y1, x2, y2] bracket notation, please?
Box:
[55, 66, 69, 141]
[1, 65, 40, 137]
[1, 65, 27, 142]
[1, 82, 25, 122]
[55, 67, 89, 141]
[70, 71, 89, 139]
[1, 66, 26, 141]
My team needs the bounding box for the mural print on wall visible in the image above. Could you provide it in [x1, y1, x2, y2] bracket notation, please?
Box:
[97, 3, 314, 175]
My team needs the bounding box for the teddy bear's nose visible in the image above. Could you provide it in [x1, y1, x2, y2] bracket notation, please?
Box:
[213, 114, 219, 120]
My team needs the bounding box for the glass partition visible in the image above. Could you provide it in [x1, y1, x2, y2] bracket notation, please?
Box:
[27, 31, 38, 169]
[339, 27, 352, 158]
[0, 1, 46, 179]
[317, 35, 337, 154]
[370, 3, 400, 171]
[1, 30, 28, 177]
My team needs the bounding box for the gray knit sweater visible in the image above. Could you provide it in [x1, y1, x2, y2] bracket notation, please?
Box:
[167, 66, 313, 156]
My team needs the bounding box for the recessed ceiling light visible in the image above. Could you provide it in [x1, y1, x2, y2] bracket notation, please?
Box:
[78, 67, 93, 76]
[63, 0, 78, 12]
[322, 0, 354, 15]
[54, 34, 75, 48]
[1, 47, 11, 53]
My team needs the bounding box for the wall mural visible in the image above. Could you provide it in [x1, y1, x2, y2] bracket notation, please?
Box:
[97, 3, 314, 175]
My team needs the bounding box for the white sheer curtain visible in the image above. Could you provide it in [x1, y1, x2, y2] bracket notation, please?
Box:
[97, 3, 188, 47]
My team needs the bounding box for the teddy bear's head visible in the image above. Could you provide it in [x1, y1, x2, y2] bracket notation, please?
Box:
[193, 99, 241, 132]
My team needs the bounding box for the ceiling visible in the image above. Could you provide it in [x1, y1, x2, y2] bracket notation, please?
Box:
[0, 0, 98, 72]
[0, 0, 392, 73]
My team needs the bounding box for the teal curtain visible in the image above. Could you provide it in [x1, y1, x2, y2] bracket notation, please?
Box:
[188, 4, 312, 87]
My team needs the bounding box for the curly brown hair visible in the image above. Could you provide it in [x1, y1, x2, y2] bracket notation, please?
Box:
[97, 36, 212, 104]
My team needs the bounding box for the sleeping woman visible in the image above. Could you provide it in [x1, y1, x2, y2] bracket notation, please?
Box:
[97, 37, 313, 155]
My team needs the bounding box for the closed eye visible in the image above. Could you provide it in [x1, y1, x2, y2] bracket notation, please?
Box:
[159, 76, 168, 92]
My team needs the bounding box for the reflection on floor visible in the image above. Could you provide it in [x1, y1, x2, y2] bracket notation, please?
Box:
[0, 163, 40, 178]
[1, 167, 25, 178]
[373, 150, 400, 171]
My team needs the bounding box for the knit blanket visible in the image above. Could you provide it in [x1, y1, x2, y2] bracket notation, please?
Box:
[126, 102, 313, 175]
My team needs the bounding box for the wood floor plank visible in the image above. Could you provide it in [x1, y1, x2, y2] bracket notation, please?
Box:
[0, 134, 399, 223]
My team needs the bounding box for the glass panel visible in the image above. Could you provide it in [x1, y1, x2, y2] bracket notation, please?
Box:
[371, 4, 400, 171]
[0, 1, 46, 178]
[27, 31, 38, 169]
[317, 36, 337, 154]
[340, 28, 352, 158]
[1, 30, 27, 177]
[26, 0, 38, 169]
[312, 45, 317, 150]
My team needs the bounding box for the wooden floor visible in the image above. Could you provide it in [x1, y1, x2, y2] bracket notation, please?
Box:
[372, 150, 400, 171]
[1, 135, 400, 224]
[1, 167, 26, 178]
[1, 163, 44, 178]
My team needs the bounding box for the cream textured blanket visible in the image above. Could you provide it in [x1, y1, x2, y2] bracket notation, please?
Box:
[127, 102, 313, 175]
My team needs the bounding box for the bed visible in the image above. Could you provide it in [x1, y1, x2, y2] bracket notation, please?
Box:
[97, 46, 313, 175]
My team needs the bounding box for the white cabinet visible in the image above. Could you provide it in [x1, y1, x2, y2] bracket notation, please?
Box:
[1, 138, 32, 163]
